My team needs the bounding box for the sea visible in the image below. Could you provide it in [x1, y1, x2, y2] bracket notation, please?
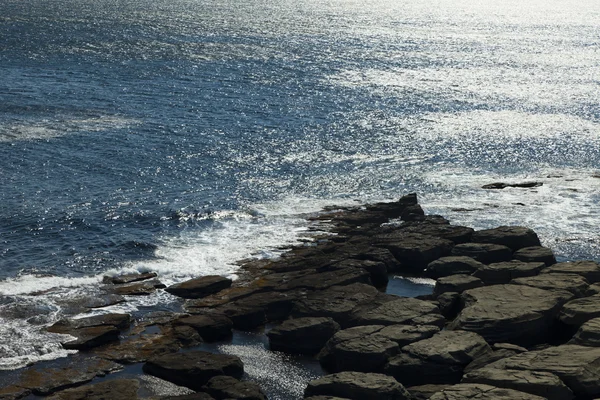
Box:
[1, 0, 599, 392]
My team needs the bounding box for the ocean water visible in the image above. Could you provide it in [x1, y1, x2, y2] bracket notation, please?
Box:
[1, 0, 599, 371]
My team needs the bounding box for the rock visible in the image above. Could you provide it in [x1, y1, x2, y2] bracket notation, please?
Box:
[210, 304, 266, 330]
[84, 294, 126, 309]
[433, 275, 484, 296]
[558, 294, 600, 327]
[371, 233, 454, 272]
[451, 243, 513, 264]
[304, 397, 349, 400]
[202, 376, 266, 400]
[233, 291, 297, 321]
[110, 272, 158, 284]
[471, 226, 541, 251]
[174, 313, 233, 342]
[365, 194, 418, 219]
[267, 317, 340, 355]
[350, 297, 444, 328]
[428, 383, 546, 399]
[160, 394, 214, 400]
[61, 325, 120, 350]
[406, 384, 452, 400]
[462, 367, 574, 400]
[47, 313, 131, 333]
[330, 259, 389, 287]
[304, 371, 412, 400]
[541, 261, 600, 283]
[482, 182, 543, 190]
[511, 273, 589, 298]
[45, 379, 140, 400]
[449, 284, 570, 345]
[47, 313, 131, 350]
[349, 246, 402, 273]
[0, 385, 30, 400]
[464, 348, 526, 374]
[394, 224, 474, 244]
[143, 351, 244, 391]
[385, 330, 491, 386]
[401, 204, 425, 221]
[16, 358, 122, 395]
[276, 267, 371, 291]
[569, 317, 600, 346]
[166, 276, 233, 299]
[424, 256, 484, 279]
[436, 292, 461, 320]
[513, 246, 556, 266]
[472, 261, 546, 285]
[377, 324, 440, 347]
[484, 344, 600, 398]
[112, 280, 159, 295]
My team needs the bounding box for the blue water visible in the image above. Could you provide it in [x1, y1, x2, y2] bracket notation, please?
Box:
[1, 0, 600, 369]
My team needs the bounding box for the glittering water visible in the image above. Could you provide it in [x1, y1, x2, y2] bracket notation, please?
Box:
[0, 0, 599, 370]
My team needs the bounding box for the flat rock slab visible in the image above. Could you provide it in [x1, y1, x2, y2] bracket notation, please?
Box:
[112, 280, 162, 296]
[471, 226, 541, 251]
[462, 367, 574, 400]
[47, 313, 131, 350]
[511, 273, 589, 298]
[350, 297, 444, 328]
[267, 317, 340, 355]
[428, 383, 546, 400]
[407, 385, 452, 400]
[304, 371, 412, 400]
[433, 274, 483, 296]
[558, 294, 600, 327]
[371, 232, 454, 271]
[541, 261, 600, 283]
[570, 317, 600, 346]
[385, 330, 491, 386]
[143, 351, 243, 391]
[202, 376, 266, 400]
[48, 313, 131, 333]
[84, 294, 126, 309]
[451, 243, 513, 265]
[485, 344, 600, 398]
[166, 276, 233, 299]
[377, 324, 440, 347]
[394, 224, 474, 244]
[513, 246, 556, 266]
[16, 358, 122, 395]
[61, 325, 120, 350]
[331, 259, 389, 287]
[174, 313, 233, 342]
[110, 272, 158, 285]
[46, 379, 140, 400]
[276, 267, 371, 291]
[472, 261, 546, 285]
[425, 256, 484, 279]
[449, 284, 569, 345]
[0, 385, 30, 400]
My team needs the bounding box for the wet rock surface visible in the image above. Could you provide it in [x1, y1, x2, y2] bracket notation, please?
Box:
[267, 317, 340, 355]
[202, 376, 267, 400]
[45, 378, 140, 400]
[166, 276, 233, 299]
[304, 371, 412, 400]
[424, 256, 484, 279]
[428, 383, 546, 399]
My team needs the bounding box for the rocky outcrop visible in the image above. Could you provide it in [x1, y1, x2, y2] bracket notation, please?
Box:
[109, 271, 158, 284]
[173, 313, 233, 342]
[424, 256, 484, 279]
[451, 243, 513, 264]
[471, 226, 541, 251]
[47, 313, 131, 350]
[166, 276, 233, 299]
[304, 371, 412, 400]
[349, 297, 444, 328]
[267, 317, 340, 355]
[482, 182, 543, 190]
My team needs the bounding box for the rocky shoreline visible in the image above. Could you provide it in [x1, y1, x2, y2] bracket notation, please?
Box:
[2, 193, 600, 399]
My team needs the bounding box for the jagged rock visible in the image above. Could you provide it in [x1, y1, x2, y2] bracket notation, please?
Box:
[428, 383, 546, 399]
[483, 344, 600, 398]
[16, 358, 122, 395]
[436, 292, 461, 320]
[449, 284, 570, 345]
[45, 379, 140, 400]
[385, 330, 491, 386]
[482, 182, 543, 190]
[472, 261, 546, 285]
[424, 256, 484, 279]
[406, 385, 452, 400]
[471, 226, 541, 251]
[513, 246, 556, 266]
[174, 313, 233, 342]
[511, 273, 589, 298]
[541, 261, 600, 283]
[569, 317, 600, 346]
[304, 371, 412, 400]
[462, 367, 574, 400]
[267, 317, 340, 355]
[558, 294, 600, 327]
[451, 243, 513, 264]
[433, 275, 483, 296]
[110, 272, 158, 284]
[143, 351, 243, 391]
[371, 233, 454, 272]
[166, 276, 233, 299]
[401, 204, 425, 221]
[349, 297, 444, 328]
[202, 376, 266, 400]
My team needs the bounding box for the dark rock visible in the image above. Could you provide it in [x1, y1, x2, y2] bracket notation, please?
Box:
[45, 379, 140, 400]
[541, 260, 600, 283]
[513, 246, 556, 266]
[511, 273, 589, 298]
[328, 259, 388, 287]
[482, 182, 543, 190]
[267, 317, 340, 355]
[143, 351, 243, 391]
[112, 280, 159, 296]
[166, 276, 233, 299]
[304, 371, 412, 400]
[406, 385, 451, 400]
[47, 313, 131, 333]
[61, 325, 120, 350]
[377, 324, 440, 347]
[448, 285, 570, 345]
[569, 317, 600, 346]
[160, 394, 215, 400]
[451, 243, 513, 264]
[395, 224, 474, 244]
[372, 233, 454, 272]
[174, 313, 233, 342]
[84, 294, 126, 309]
[110, 272, 158, 285]
[304, 397, 349, 400]
[436, 292, 461, 320]
[558, 294, 600, 327]
[471, 226, 541, 251]
[0, 385, 30, 400]
[463, 348, 527, 374]
[424, 256, 484, 279]
[400, 204, 425, 221]
[472, 261, 546, 285]
[433, 274, 484, 296]
[349, 247, 402, 273]
[349, 297, 444, 328]
[202, 376, 266, 400]
[233, 291, 297, 321]
[364, 194, 418, 219]
[462, 367, 574, 400]
[276, 267, 371, 291]
[385, 330, 491, 386]
[428, 383, 546, 399]
[210, 304, 266, 330]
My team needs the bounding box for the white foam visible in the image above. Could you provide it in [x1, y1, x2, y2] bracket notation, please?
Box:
[0, 274, 102, 296]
